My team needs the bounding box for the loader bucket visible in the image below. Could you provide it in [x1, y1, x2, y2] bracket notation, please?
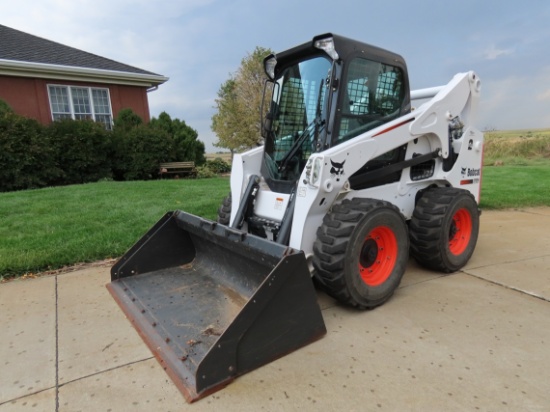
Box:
[107, 211, 326, 402]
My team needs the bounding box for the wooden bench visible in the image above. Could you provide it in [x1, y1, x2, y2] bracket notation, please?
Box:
[159, 161, 196, 178]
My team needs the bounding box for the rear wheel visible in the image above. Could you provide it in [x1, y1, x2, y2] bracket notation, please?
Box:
[410, 187, 480, 272]
[313, 198, 409, 309]
[217, 193, 232, 225]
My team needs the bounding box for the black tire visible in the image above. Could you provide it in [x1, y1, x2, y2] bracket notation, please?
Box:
[312, 198, 409, 309]
[410, 187, 480, 273]
[217, 193, 232, 225]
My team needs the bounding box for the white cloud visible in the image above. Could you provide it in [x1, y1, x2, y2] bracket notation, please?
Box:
[483, 44, 514, 60]
[3, 0, 550, 152]
[479, 69, 550, 130]
[537, 89, 550, 101]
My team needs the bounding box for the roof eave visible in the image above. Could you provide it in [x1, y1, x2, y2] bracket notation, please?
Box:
[0, 59, 169, 87]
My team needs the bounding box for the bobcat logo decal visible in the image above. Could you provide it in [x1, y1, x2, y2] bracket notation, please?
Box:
[330, 159, 345, 182]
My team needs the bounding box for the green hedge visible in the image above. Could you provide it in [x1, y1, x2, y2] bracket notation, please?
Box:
[113, 124, 174, 180]
[0, 106, 208, 192]
[0, 112, 61, 191]
[47, 119, 112, 185]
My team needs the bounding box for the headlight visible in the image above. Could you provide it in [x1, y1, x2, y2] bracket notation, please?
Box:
[264, 55, 277, 80]
[314, 37, 339, 61]
[304, 157, 323, 187]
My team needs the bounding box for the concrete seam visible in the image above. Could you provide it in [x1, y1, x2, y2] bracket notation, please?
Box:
[0, 357, 153, 407]
[465, 253, 550, 271]
[518, 209, 550, 217]
[464, 271, 550, 303]
[0, 386, 56, 407]
[56, 357, 154, 389]
[398, 274, 448, 289]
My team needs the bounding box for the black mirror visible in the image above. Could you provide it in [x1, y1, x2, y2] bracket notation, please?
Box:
[262, 113, 272, 139]
[260, 79, 276, 139]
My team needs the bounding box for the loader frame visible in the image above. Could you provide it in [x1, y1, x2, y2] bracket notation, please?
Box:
[108, 33, 483, 403]
[230, 69, 483, 259]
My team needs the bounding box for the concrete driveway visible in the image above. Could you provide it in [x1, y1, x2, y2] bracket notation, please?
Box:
[1, 208, 549, 411]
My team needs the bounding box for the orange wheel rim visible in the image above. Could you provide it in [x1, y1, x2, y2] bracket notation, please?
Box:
[358, 226, 398, 286]
[448, 208, 472, 255]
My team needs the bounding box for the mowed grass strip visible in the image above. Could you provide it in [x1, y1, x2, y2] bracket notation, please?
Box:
[481, 129, 550, 207]
[0, 178, 229, 278]
[480, 166, 550, 209]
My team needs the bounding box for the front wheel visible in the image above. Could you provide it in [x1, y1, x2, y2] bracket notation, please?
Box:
[313, 198, 409, 309]
[410, 187, 480, 272]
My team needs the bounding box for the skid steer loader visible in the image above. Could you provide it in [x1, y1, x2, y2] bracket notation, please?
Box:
[108, 33, 483, 402]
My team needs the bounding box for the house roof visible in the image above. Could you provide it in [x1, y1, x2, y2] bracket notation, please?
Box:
[0, 24, 168, 87]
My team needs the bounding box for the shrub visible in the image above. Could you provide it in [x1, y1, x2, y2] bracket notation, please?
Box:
[0, 99, 14, 116]
[114, 108, 143, 132]
[0, 107, 208, 190]
[115, 124, 174, 180]
[206, 157, 231, 174]
[47, 119, 112, 185]
[0, 112, 61, 191]
[195, 165, 217, 179]
[150, 112, 206, 165]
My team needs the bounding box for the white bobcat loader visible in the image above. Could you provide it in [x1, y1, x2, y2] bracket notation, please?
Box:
[108, 33, 483, 402]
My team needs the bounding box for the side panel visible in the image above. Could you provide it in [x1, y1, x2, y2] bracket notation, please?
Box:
[441, 127, 484, 202]
[230, 146, 263, 226]
[287, 72, 483, 257]
[254, 190, 290, 221]
[289, 138, 380, 254]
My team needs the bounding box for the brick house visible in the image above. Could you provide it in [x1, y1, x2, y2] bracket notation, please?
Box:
[0, 24, 168, 129]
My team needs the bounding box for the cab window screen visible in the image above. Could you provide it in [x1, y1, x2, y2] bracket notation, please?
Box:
[337, 58, 405, 142]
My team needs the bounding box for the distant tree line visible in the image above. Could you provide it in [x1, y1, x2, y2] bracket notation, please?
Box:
[0, 102, 208, 192]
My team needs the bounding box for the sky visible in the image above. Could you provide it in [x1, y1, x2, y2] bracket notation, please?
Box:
[3, 0, 550, 152]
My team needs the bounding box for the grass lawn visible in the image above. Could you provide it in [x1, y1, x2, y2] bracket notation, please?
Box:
[1, 161, 549, 279]
[480, 166, 550, 209]
[0, 178, 229, 278]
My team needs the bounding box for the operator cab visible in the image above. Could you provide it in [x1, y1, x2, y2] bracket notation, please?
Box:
[261, 33, 411, 193]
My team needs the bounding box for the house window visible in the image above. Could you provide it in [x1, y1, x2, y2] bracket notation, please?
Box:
[47, 85, 113, 130]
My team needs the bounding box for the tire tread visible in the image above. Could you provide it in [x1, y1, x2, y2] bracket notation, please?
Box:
[410, 187, 478, 272]
[313, 198, 406, 309]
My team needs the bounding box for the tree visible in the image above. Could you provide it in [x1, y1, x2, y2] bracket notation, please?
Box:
[211, 78, 239, 154]
[211, 46, 273, 154]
